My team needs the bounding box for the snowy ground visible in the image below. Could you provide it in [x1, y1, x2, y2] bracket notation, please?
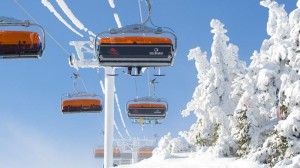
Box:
[117, 152, 267, 168]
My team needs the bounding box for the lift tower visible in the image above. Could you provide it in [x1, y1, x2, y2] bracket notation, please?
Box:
[69, 41, 115, 168]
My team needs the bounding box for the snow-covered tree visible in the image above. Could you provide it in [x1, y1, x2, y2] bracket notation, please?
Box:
[259, 1, 300, 166]
[181, 19, 246, 157]
[229, 0, 300, 166]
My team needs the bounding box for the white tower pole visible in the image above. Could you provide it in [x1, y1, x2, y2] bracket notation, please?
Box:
[104, 67, 115, 168]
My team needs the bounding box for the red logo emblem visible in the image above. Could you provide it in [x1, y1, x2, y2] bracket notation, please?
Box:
[108, 48, 119, 56]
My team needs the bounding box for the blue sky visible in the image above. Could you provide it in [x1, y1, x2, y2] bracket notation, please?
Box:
[0, 0, 298, 167]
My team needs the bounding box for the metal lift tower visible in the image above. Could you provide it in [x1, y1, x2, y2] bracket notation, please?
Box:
[69, 41, 115, 168]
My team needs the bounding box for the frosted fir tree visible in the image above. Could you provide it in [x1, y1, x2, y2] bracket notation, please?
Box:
[181, 19, 246, 157]
[230, 0, 292, 160]
[247, 0, 300, 167]
[226, 0, 300, 167]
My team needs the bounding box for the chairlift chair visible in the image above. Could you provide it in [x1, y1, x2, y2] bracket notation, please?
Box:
[61, 92, 102, 114]
[127, 96, 168, 120]
[0, 17, 46, 59]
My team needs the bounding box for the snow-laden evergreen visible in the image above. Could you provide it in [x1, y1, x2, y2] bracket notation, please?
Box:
[180, 19, 246, 157]
[152, 0, 300, 167]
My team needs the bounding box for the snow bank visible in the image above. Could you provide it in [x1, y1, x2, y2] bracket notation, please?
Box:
[118, 150, 266, 168]
[152, 133, 195, 160]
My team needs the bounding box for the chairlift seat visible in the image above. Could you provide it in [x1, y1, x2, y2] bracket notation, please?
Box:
[61, 98, 102, 113]
[0, 30, 42, 59]
[98, 36, 174, 67]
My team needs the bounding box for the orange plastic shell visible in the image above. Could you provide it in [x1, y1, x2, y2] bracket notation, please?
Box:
[61, 98, 102, 112]
[99, 36, 172, 45]
[62, 99, 101, 107]
[0, 31, 41, 45]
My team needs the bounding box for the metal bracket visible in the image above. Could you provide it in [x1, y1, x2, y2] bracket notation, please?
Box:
[69, 41, 100, 69]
